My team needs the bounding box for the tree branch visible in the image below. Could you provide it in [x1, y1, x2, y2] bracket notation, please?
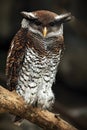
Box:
[0, 85, 78, 130]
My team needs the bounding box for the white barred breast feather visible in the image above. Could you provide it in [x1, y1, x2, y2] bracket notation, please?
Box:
[16, 48, 61, 109]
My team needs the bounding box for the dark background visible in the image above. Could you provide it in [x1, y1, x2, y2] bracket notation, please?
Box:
[0, 0, 87, 130]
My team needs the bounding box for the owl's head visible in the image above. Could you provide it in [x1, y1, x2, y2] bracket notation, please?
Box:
[21, 10, 71, 39]
[21, 10, 71, 54]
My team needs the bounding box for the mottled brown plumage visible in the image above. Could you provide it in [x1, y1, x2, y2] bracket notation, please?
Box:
[6, 28, 27, 90]
[6, 10, 71, 109]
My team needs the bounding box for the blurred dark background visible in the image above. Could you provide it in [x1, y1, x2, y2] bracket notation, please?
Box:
[0, 0, 87, 130]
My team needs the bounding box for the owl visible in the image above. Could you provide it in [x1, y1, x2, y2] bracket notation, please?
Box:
[6, 10, 71, 110]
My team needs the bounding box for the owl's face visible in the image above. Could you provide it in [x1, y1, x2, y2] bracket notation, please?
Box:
[21, 10, 71, 50]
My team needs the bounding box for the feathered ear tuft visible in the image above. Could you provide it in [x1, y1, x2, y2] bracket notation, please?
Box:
[55, 12, 72, 23]
[20, 11, 37, 19]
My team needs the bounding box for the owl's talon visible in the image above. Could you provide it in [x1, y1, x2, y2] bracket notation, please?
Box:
[55, 114, 60, 120]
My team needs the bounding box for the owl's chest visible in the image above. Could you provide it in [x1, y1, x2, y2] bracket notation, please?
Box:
[18, 48, 61, 88]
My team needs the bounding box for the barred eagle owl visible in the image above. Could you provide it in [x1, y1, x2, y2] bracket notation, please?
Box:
[6, 10, 71, 109]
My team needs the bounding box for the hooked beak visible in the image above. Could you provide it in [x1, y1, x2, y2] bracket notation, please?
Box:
[43, 27, 48, 37]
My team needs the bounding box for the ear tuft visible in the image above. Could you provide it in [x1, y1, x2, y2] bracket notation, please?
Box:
[55, 12, 72, 23]
[20, 11, 37, 19]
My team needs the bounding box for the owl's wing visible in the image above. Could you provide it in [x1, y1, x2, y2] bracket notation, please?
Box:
[6, 28, 28, 90]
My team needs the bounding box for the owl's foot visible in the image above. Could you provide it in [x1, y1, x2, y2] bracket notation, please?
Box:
[23, 93, 37, 106]
[55, 114, 60, 119]
[16, 88, 37, 106]
[37, 89, 55, 110]
[16, 87, 55, 109]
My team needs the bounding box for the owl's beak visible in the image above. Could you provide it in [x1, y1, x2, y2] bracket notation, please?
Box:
[43, 27, 48, 37]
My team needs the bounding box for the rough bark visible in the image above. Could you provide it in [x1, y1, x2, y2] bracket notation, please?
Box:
[0, 85, 78, 130]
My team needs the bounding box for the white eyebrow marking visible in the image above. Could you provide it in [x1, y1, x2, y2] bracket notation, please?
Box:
[55, 14, 65, 20]
[21, 11, 37, 18]
[55, 13, 71, 20]
[28, 12, 36, 18]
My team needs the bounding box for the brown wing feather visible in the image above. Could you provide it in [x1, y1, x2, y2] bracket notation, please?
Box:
[6, 28, 28, 90]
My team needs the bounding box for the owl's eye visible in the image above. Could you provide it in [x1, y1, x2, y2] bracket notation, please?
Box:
[49, 20, 61, 27]
[29, 19, 42, 26]
[49, 21, 56, 27]
[35, 20, 42, 26]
